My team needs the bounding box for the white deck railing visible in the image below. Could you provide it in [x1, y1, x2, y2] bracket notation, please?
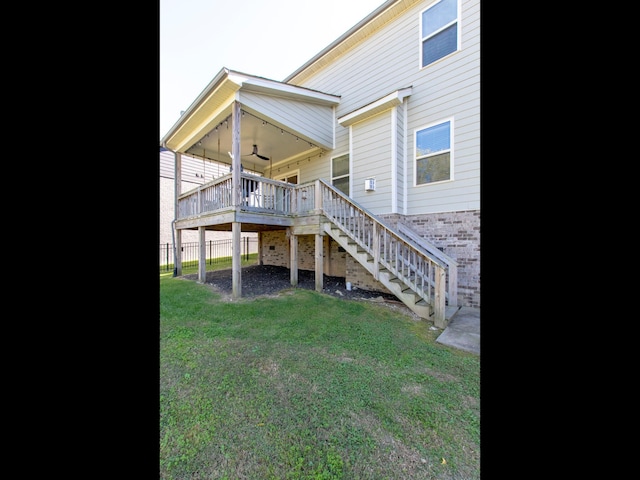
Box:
[177, 173, 318, 218]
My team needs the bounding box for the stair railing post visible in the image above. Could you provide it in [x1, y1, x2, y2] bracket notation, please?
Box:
[372, 222, 380, 280]
[314, 179, 322, 213]
[433, 266, 446, 328]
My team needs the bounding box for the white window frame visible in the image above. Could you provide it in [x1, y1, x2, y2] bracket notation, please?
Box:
[274, 169, 300, 185]
[419, 0, 460, 69]
[331, 152, 350, 196]
[414, 118, 454, 187]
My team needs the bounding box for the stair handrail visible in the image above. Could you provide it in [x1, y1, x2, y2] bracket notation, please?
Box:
[317, 179, 447, 322]
[397, 223, 458, 307]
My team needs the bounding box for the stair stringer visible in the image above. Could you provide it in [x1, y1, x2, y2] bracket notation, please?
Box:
[322, 221, 433, 320]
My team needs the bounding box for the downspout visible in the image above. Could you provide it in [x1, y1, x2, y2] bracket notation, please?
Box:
[161, 143, 179, 277]
[171, 218, 177, 277]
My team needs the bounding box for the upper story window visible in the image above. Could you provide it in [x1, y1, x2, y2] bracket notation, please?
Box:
[421, 0, 459, 68]
[415, 119, 452, 185]
[331, 153, 350, 195]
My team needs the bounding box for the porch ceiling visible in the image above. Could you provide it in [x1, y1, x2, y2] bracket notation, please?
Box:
[160, 68, 341, 176]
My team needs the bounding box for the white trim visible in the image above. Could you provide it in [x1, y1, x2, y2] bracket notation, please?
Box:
[413, 117, 455, 188]
[402, 97, 408, 215]
[338, 88, 412, 127]
[273, 168, 301, 184]
[330, 150, 350, 195]
[418, 0, 462, 71]
[391, 107, 397, 213]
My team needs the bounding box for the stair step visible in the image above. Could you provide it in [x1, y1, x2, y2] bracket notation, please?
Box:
[326, 216, 445, 325]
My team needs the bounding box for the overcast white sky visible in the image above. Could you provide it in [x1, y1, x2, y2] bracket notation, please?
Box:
[160, 0, 384, 139]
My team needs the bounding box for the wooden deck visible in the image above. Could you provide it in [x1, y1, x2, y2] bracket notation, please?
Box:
[174, 175, 453, 327]
[175, 173, 320, 232]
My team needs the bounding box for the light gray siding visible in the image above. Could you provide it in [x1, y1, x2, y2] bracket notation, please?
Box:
[267, 147, 332, 185]
[289, 0, 479, 216]
[351, 110, 393, 213]
[240, 91, 334, 150]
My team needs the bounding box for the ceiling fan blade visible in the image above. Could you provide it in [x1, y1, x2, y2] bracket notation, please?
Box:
[240, 145, 268, 159]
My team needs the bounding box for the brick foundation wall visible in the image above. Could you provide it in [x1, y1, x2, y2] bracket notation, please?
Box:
[345, 256, 393, 294]
[259, 231, 290, 267]
[258, 210, 480, 308]
[378, 210, 480, 308]
[259, 231, 346, 277]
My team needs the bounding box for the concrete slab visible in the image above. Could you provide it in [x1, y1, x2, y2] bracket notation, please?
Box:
[436, 307, 480, 355]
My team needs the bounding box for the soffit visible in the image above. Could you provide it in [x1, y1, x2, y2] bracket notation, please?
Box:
[161, 69, 340, 175]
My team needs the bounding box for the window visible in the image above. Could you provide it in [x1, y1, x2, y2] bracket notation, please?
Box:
[415, 120, 452, 185]
[332, 153, 349, 195]
[421, 0, 458, 68]
[274, 171, 299, 185]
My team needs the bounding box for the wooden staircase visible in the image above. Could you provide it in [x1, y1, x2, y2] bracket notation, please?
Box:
[324, 222, 432, 315]
[317, 180, 457, 328]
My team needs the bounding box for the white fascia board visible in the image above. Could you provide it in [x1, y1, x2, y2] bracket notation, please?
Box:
[161, 68, 340, 149]
[338, 87, 412, 127]
[231, 71, 341, 106]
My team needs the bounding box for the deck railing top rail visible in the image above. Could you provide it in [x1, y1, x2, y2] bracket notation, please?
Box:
[316, 179, 447, 270]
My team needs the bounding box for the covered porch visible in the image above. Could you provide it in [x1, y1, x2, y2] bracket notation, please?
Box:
[161, 68, 342, 300]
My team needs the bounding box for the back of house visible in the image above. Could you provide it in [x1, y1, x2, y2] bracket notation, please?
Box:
[161, 0, 480, 308]
[279, 0, 480, 306]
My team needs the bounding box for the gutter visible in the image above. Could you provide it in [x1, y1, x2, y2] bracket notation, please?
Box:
[161, 144, 180, 276]
[171, 218, 177, 277]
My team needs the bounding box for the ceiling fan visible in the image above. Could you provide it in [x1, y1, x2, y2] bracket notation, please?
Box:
[243, 144, 270, 161]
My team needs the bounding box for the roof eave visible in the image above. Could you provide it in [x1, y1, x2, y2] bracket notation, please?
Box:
[161, 68, 341, 150]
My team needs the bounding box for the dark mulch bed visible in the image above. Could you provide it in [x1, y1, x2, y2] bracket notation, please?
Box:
[181, 264, 400, 302]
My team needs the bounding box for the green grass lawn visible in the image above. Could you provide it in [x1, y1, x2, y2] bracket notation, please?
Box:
[160, 272, 480, 479]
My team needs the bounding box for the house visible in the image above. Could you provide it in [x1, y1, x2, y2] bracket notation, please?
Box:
[159, 0, 480, 327]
